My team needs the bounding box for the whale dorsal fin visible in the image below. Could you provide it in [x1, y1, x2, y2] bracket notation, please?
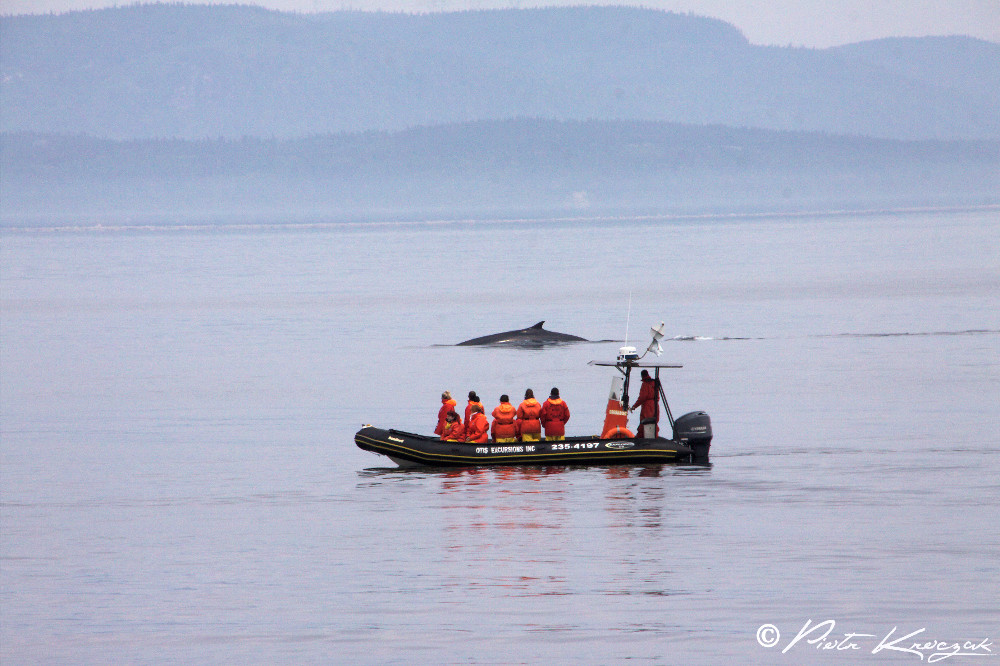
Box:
[530, 321, 545, 329]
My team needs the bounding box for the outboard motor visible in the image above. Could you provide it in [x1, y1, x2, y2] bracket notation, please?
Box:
[673, 411, 712, 461]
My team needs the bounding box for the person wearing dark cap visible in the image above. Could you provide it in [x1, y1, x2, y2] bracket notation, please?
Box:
[440, 410, 465, 442]
[464, 391, 484, 425]
[629, 370, 660, 437]
[491, 394, 517, 443]
[541, 387, 571, 441]
[516, 388, 543, 442]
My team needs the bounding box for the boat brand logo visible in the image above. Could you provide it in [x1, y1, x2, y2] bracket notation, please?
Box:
[604, 441, 635, 449]
[388, 436, 404, 443]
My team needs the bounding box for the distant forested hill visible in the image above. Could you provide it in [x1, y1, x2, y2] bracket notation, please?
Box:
[2, 5, 998, 140]
[4, 120, 998, 222]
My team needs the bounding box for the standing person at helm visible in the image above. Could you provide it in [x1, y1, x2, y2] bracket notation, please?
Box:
[435, 391, 458, 436]
[540, 387, 571, 441]
[491, 395, 517, 443]
[464, 391, 484, 425]
[629, 370, 660, 437]
[516, 389, 543, 442]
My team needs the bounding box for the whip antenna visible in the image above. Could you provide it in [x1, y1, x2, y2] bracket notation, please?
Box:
[624, 291, 632, 345]
[616, 291, 639, 365]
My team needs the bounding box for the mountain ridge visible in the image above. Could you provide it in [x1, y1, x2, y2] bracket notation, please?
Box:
[2, 5, 998, 140]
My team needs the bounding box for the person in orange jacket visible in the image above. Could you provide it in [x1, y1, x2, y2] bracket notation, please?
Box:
[629, 370, 660, 437]
[465, 404, 490, 443]
[540, 387, 571, 440]
[464, 391, 484, 425]
[440, 411, 465, 442]
[491, 394, 518, 443]
[516, 388, 543, 442]
[434, 390, 458, 436]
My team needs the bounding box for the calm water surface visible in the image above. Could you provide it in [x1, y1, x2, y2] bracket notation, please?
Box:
[2, 210, 999, 663]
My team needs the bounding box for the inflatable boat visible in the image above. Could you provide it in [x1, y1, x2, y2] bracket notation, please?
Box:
[356, 413, 710, 468]
[355, 323, 712, 468]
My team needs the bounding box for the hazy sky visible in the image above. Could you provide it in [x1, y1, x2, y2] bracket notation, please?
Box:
[3, 0, 999, 48]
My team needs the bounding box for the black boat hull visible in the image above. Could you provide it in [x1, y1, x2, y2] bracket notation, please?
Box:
[355, 426, 699, 467]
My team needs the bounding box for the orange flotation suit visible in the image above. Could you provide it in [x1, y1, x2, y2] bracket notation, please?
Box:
[464, 400, 484, 424]
[465, 412, 489, 443]
[630, 376, 660, 437]
[491, 402, 517, 442]
[540, 398, 570, 439]
[516, 398, 542, 440]
[435, 397, 458, 436]
[441, 419, 465, 442]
